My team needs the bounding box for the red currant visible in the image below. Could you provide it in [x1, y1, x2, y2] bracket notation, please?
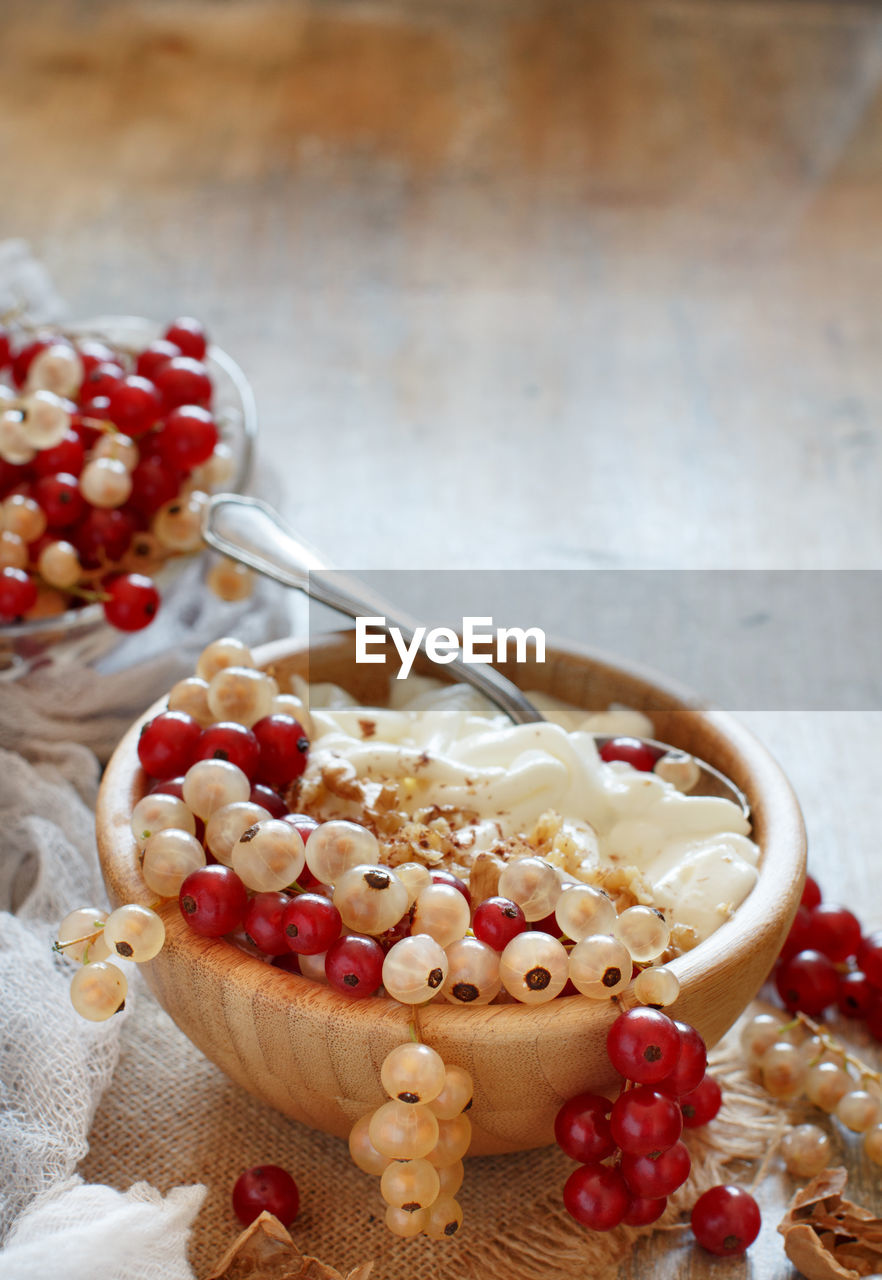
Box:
[249, 783, 288, 819]
[473, 896, 527, 951]
[273, 952, 301, 974]
[562, 1163, 629, 1232]
[282, 893, 342, 955]
[138, 710, 202, 778]
[74, 508, 135, 568]
[837, 970, 876, 1019]
[431, 868, 471, 905]
[801, 875, 822, 909]
[691, 1185, 760, 1256]
[0, 326, 11, 370]
[251, 715, 310, 788]
[599, 737, 660, 771]
[243, 892, 291, 955]
[324, 934, 383, 998]
[623, 1195, 667, 1226]
[609, 1085, 682, 1156]
[196, 722, 260, 778]
[128, 456, 182, 518]
[164, 317, 208, 361]
[607, 1008, 681, 1085]
[103, 573, 160, 632]
[135, 339, 181, 382]
[149, 775, 186, 799]
[283, 813, 319, 844]
[808, 903, 861, 962]
[76, 339, 115, 375]
[620, 1140, 691, 1198]
[232, 1164, 299, 1228]
[156, 405, 218, 471]
[679, 1073, 722, 1129]
[33, 472, 86, 528]
[179, 864, 248, 936]
[0, 567, 37, 620]
[105, 375, 162, 436]
[78, 393, 111, 422]
[658, 1021, 707, 1097]
[0, 458, 31, 497]
[153, 356, 212, 409]
[859, 931, 882, 989]
[554, 1092, 615, 1163]
[80, 360, 125, 402]
[775, 949, 838, 1015]
[32, 430, 85, 478]
[779, 905, 813, 964]
[12, 337, 52, 387]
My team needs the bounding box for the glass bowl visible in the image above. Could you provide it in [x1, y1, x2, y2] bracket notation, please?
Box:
[0, 315, 256, 678]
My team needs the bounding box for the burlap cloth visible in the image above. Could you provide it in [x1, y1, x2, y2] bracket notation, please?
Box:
[78, 984, 783, 1280]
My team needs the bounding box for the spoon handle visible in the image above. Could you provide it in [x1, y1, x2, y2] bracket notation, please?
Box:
[202, 493, 544, 725]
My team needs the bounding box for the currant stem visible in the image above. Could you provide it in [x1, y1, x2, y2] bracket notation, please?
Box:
[408, 1004, 423, 1044]
[52, 924, 105, 952]
[788, 1011, 882, 1085]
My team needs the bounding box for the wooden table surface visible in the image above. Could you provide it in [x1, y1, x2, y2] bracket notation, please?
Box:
[4, 1, 882, 1276]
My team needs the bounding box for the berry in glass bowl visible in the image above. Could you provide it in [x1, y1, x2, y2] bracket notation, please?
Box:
[0, 312, 256, 676]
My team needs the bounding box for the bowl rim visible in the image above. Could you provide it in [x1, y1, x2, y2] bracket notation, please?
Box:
[0, 313, 257, 645]
[97, 629, 807, 1042]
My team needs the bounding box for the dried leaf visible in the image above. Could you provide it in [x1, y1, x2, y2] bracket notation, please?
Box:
[778, 1168, 882, 1280]
[783, 1224, 861, 1280]
[204, 1212, 374, 1280]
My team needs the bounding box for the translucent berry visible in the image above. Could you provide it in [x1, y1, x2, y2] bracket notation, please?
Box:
[69, 959, 127, 1020]
[381, 1042, 447, 1106]
[102, 903, 165, 961]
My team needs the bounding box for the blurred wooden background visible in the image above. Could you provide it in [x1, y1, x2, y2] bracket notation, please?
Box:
[4, 1, 882, 1276]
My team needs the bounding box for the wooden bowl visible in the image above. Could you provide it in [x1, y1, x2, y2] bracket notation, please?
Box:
[96, 631, 806, 1155]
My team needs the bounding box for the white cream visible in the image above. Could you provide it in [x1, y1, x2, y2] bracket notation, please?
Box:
[295, 677, 759, 947]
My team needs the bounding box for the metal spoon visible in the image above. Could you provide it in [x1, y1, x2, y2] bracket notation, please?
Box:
[201, 493, 749, 816]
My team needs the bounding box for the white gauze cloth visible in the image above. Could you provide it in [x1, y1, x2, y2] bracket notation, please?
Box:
[0, 242, 292, 1274]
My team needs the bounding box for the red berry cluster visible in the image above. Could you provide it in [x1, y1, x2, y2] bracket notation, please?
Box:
[0, 315, 227, 633]
[138, 707, 423, 999]
[555, 1007, 723, 1232]
[775, 875, 882, 1034]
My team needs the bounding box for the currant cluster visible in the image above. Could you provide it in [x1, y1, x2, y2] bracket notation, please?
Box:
[743, 1007, 882, 1168]
[774, 875, 882, 1035]
[55, 901, 166, 1020]
[348, 1042, 471, 1239]
[556, 1006, 722, 1233]
[0, 314, 250, 631]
